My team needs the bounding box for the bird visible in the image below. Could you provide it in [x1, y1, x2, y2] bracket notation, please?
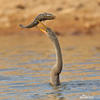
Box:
[37, 22, 63, 86]
[19, 13, 63, 86]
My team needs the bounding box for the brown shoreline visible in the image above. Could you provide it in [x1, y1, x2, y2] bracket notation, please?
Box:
[0, 0, 100, 35]
[0, 18, 100, 36]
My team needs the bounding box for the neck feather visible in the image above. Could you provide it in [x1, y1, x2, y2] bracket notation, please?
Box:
[53, 37, 63, 73]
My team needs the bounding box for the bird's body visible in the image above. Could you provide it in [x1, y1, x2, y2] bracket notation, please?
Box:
[19, 12, 55, 28]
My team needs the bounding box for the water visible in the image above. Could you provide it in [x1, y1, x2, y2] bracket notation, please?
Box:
[0, 34, 100, 100]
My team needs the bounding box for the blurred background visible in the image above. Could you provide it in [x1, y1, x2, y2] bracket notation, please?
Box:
[0, 0, 100, 35]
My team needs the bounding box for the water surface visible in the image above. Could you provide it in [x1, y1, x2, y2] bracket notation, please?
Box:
[0, 34, 100, 100]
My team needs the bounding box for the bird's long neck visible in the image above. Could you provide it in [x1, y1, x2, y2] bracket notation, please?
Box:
[46, 27, 63, 86]
[53, 37, 63, 72]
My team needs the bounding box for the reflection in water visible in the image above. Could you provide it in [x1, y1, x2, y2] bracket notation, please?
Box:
[0, 34, 100, 100]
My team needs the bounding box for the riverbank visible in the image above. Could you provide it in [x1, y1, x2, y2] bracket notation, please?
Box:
[0, 0, 100, 35]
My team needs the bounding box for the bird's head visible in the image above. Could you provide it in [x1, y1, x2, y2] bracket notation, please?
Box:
[37, 21, 57, 40]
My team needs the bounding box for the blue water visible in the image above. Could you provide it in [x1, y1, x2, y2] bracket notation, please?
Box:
[0, 35, 100, 100]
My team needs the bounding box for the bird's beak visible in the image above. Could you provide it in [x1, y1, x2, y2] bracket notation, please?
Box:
[36, 20, 47, 34]
[39, 28, 47, 34]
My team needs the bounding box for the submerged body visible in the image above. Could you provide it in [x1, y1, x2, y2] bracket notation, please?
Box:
[19, 12, 55, 28]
